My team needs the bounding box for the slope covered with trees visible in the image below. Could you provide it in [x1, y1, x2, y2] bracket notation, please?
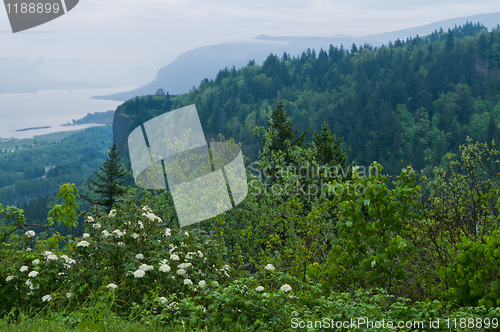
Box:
[4, 22, 500, 330]
[114, 22, 500, 176]
[2, 100, 500, 330]
[0, 126, 113, 206]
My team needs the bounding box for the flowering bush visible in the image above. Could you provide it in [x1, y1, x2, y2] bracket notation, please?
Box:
[0, 185, 230, 316]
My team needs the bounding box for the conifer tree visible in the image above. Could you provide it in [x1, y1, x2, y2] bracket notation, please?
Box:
[83, 142, 127, 213]
[264, 100, 308, 161]
[312, 122, 350, 168]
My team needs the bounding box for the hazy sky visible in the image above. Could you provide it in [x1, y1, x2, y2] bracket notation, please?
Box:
[0, 0, 499, 72]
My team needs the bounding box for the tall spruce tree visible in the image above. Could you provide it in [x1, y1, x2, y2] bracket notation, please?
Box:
[264, 100, 308, 161]
[84, 142, 127, 213]
[312, 121, 350, 168]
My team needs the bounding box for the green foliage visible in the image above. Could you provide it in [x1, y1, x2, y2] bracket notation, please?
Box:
[213, 102, 351, 278]
[83, 142, 127, 213]
[3, 135, 500, 329]
[440, 231, 500, 308]
[320, 163, 421, 294]
[47, 183, 80, 227]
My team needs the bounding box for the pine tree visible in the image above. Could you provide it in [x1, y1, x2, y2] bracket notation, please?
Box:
[264, 100, 308, 160]
[312, 122, 350, 168]
[83, 142, 127, 213]
[445, 28, 455, 52]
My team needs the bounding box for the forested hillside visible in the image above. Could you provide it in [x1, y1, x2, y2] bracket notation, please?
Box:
[114, 22, 500, 176]
[4, 22, 500, 331]
[0, 126, 112, 207]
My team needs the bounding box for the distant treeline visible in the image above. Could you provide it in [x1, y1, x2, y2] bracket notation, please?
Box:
[62, 110, 114, 126]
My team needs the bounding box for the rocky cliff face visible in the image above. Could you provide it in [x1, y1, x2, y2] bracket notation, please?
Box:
[112, 106, 132, 159]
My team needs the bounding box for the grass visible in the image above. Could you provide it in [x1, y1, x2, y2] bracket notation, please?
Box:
[0, 318, 244, 332]
[0, 314, 260, 332]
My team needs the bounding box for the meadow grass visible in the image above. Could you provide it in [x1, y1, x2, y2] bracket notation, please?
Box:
[0, 315, 258, 332]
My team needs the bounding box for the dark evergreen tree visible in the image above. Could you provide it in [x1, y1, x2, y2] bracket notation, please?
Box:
[312, 122, 350, 168]
[264, 100, 308, 161]
[83, 142, 127, 213]
[478, 33, 487, 58]
[445, 28, 455, 52]
[351, 43, 358, 54]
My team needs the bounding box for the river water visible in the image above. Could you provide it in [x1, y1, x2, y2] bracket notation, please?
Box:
[0, 86, 135, 139]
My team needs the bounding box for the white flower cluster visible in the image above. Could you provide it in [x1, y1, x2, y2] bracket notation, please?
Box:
[60, 255, 76, 266]
[256, 286, 264, 292]
[77, 240, 90, 247]
[183, 278, 193, 285]
[93, 223, 101, 229]
[82, 233, 90, 238]
[142, 211, 162, 223]
[217, 264, 231, 277]
[112, 229, 125, 238]
[178, 262, 191, 269]
[42, 294, 52, 302]
[28, 271, 39, 278]
[107, 283, 117, 289]
[117, 242, 125, 247]
[43, 251, 58, 262]
[166, 301, 178, 310]
[5, 275, 14, 282]
[131, 233, 140, 239]
[109, 209, 116, 217]
[139, 264, 154, 271]
[26, 278, 39, 290]
[170, 254, 179, 261]
[32, 259, 39, 265]
[102, 230, 111, 238]
[280, 284, 292, 292]
[133, 270, 145, 278]
[135, 254, 144, 260]
[159, 264, 171, 273]
[86, 216, 94, 223]
[20, 266, 28, 272]
[164, 228, 172, 237]
[25, 230, 36, 238]
[264, 264, 275, 271]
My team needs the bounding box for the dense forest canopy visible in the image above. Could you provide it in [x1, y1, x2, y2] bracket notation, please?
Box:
[114, 22, 500, 177]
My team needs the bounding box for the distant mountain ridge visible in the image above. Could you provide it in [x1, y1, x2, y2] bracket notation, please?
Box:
[94, 12, 500, 101]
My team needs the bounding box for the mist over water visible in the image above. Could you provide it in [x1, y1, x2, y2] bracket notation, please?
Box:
[0, 86, 135, 139]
